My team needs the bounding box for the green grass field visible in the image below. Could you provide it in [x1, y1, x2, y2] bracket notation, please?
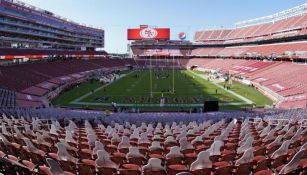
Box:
[52, 70, 273, 111]
[219, 81, 273, 106]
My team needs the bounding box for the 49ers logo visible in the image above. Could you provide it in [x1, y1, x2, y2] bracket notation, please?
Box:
[140, 28, 158, 39]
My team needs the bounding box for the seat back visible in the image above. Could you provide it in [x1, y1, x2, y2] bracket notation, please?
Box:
[130, 132, 139, 140]
[87, 134, 97, 146]
[56, 143, 77, 163]
[127, 147, 144, 158]
[279, 125, 289, 133]
[175, 172, 193, 175]
[237, 136, 253, 154]
[235, 147, 254, 166]
[290, 128, 303, 143]
[111, 133, 121, 144]
[191, 136, 203, 145]
[256, 120, 264, 130]
[142, 158, 164, 174]
[59, 139, 76, 151]
[284, 126, 295, 138]
[14, 125, 25, 139]
[179, 137, 194, 150]
[260, 125, 271, 137]
[118, 136, 131, 149]
[268, 135, 283, 148]
[36, 132, 46, 144]
[46, 158, 66, 175]
[95, 150, 117, 169]
[138, 133, 150, 144]
[166, 146, 184, 159]
[24, 124, 34, 136]
[300, 142, 307, 151]
[271, 140, 291, 159]
[165, 136, 176, 144]
[0, 133, 11, 145]
[93, 141, 106, 155]
[263, 128, 276, 142]
[207, 140, 224, 156]
[65, 130, 76, 143]
[240, 133, 251, 145]
[150, 141, 162, 150]
[279, 150, 304, 174]
[190, 151, 212, 171]
[23, 138, 42, 155]
[50, 124, 58, 135]
[1, 123, 11, 136]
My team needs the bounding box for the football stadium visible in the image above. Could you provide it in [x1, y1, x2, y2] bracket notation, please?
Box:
[0, 0, 306, 175]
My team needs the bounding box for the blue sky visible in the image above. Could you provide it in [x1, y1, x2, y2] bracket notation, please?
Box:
[22, 0, 307, 53]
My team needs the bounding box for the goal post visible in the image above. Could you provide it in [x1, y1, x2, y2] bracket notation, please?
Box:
[149, 56, 153, 97]
[172, 55, 175, 93]
[149, 55, 176, 98]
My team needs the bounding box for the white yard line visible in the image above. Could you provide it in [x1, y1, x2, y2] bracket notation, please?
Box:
[189, 71, 254, 105]
[70, 70, 136, 104]
[70, 70, 253, 107]
[131, 70, 150, 89]
[71, 101, 247, 107]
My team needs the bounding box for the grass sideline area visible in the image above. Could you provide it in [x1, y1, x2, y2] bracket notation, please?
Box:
[52, 80, 103, 106]
[219, 81, 274, 107]
[51, 69, 272, 111]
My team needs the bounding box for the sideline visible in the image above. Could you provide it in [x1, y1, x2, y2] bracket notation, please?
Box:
[70, 70, 253, 107]
[71, 101, 247, 107]
[188, 70, 254, 105]
[70, 70, 136, 104]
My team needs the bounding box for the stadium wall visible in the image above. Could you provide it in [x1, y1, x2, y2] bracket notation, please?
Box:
[0, 0, 104, 51]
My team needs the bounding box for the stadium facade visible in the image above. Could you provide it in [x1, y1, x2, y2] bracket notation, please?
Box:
[194, 3, 307, 46]
[130, 40, 195, 59]
[0, 0, 104, 52]
[127, 4, 307, 109]
[0, 2, 306, 175]
[0, 2, 306, 109]
[130, 3, 307, 60]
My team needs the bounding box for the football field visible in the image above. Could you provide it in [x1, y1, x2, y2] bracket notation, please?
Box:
[52, 70, 273, 111]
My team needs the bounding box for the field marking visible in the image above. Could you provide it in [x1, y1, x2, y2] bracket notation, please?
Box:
[129, 70, 151, 93]
[70, 71, 136, 105]
[71, 101, 247, 107]
[70, 70, 252, 108]
[188, 71, 254, 105]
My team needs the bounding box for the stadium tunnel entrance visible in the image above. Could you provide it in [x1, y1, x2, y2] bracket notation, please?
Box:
[190, 65, 199, 70]
[125, 65, 134, 70]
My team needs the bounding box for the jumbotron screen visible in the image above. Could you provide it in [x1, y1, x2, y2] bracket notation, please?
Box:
[128, 26, 170, 40]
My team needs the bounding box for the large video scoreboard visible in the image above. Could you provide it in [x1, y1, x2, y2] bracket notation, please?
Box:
[128, 25, 170, 40]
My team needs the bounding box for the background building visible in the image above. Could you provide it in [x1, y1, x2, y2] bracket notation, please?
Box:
[0, 0, 104, 51]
